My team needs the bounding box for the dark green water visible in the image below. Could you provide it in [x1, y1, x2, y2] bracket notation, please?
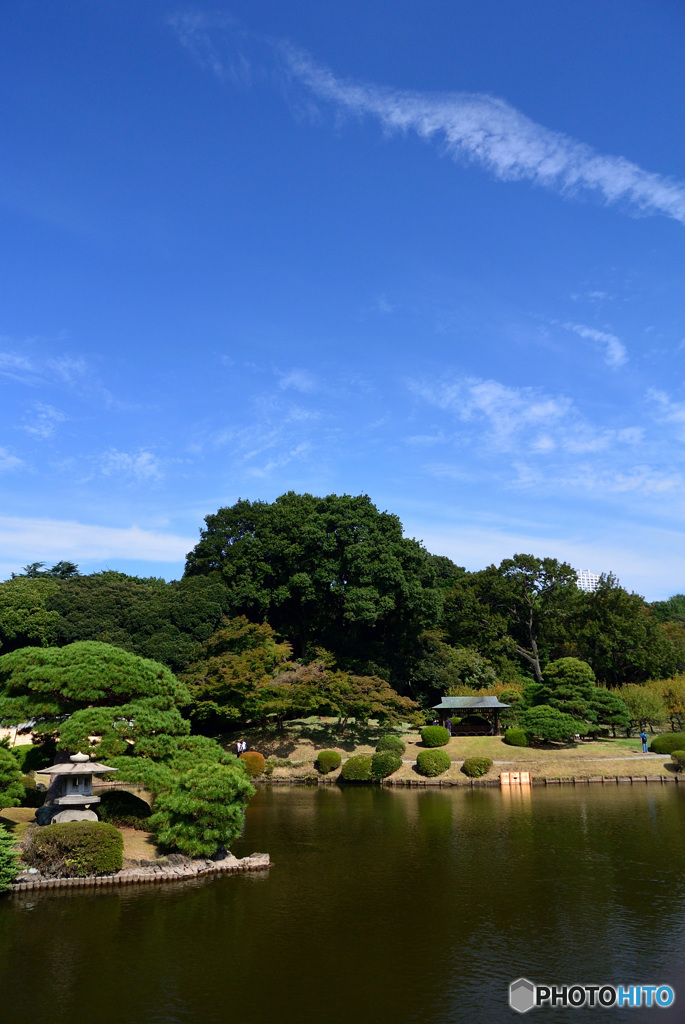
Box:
[2, 784, 685, 1023]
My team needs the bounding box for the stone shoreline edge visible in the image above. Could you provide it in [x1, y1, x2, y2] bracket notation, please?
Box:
[8, 852, 271, 895]
[256, 774, 683, 788]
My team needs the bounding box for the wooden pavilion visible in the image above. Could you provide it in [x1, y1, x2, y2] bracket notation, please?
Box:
[432, 696, 511, 736]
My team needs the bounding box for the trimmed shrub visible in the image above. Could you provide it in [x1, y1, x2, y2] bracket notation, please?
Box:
[239, 751, 266, 777]
[315, 750, 342, 775]
[650, 733, 685, 755]
[23, 821, 123, 877]
[370, 751, 402, 780]
[461, 756, 493, 778]
[20, 775, 45, 808]
[416, 749, 451, 777]
[0, 823, 18, 892]
[97, 789, 152, 829]
[420, 725, 450, 748]
[504, 728, 530, 748]
[339, 754, 373, 782]
[376, 735, 406, 756]
[671, 751, 685, 773]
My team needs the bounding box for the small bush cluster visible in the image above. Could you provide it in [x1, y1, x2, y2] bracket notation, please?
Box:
[339, 754, 373, 782]
[504, 728, 530, 748]
[264, 757, 294, 777]
[671, 751, 685, 773]
[239, 751, 266, 776]
[97, 789, 152, 829]
[420, 725, 450, 748]
[315, 750, 342, 775]
[20, 775, 46, 808]
[376, 735, 406, 756]
[370, 751, 402, 780]
[416, 749, 451, 777]
[650, 733, 685, 755]
[461, 756, 493, 778]
[411, 753, 448, 774]
[23, 821, 123, 877]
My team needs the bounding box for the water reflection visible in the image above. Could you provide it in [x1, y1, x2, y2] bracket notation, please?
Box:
[1, 784, 684, 1024]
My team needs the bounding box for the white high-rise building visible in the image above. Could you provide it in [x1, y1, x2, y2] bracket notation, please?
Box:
[576, 569, 600, 593]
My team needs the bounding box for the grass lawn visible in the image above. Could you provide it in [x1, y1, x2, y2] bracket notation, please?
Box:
[220, 719, 673, 783]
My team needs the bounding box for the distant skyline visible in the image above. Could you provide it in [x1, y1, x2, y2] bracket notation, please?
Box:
[2, 1, 685, 598]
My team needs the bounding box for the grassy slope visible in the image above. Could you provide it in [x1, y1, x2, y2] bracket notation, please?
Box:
[223, 718, 674, 783]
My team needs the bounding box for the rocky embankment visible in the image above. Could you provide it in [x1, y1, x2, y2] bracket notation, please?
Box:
[10, 851, 271, 893]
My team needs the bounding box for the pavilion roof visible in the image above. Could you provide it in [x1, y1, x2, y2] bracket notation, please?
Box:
[432, 696, 511, 710]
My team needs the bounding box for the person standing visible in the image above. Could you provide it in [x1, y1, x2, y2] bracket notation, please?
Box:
[640, 730, 649, 754]
[445, 717, 452, 736]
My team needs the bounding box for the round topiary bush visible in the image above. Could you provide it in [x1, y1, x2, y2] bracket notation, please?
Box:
[420, 725, 450, 748]
[339, 754, 373, 782]
[370, 751, 402, 780]
[416, 749, 451, 777]
[23, 821, 123, 877]
[461, 756, 494, 778]
[239, 751, 266, 776]
[97, 789, 152, 829]
[376, 735, 406, 756]
[504, 728, 530, 748]
[19, 775, 45, 808]
[650, 733, 685, 755]
[670, 751, 685, 773]
[315, 750, 342, 774]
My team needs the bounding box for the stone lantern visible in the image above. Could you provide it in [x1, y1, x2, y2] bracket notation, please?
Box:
[35, 752, 118, 824]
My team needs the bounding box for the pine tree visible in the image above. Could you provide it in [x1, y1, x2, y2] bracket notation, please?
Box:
[0, 823, 18, 891]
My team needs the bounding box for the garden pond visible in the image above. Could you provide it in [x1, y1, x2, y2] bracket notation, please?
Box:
[1, 783, 685, 1023]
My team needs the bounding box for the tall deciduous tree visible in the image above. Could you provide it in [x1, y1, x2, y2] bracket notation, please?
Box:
[0, 577, 61, 653]
[466, 555, 578, 686]
[183, 492, 445, 674]
[573, 575, 681, 686]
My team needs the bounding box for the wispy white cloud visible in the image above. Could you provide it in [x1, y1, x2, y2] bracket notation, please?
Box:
[0, 447, 23, 473]
[278, 47, 685, 227]
[562, 321, 627, 367]
[0, 516, 194, 575]
[0, 340, 89, 388]
[277, 369, 319, 393]
[409, 373, 646, 467]
[100, 449, 163, 481]
[648, 388, 685, 438]
[23, 403, 67, 440]
[170, 19, 685, 225]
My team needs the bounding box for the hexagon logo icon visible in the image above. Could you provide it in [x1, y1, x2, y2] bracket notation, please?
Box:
[509, 978, 536, 1013]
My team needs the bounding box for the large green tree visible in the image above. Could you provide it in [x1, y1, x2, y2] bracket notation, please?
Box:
[184, 492, 448, 677]
[0, 577, 61, 653]
[454, 555, 578, 686]
[573, 576, 682, 686]
[45, 571, 229, 672]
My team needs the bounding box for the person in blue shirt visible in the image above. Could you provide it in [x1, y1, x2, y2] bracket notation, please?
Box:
[640, 731, 649, 754]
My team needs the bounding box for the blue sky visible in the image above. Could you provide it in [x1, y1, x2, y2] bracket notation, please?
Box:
[2, 0, 685, 598]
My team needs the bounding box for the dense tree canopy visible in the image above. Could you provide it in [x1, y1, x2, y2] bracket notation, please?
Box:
[184, 492, 448, 673]
[1, 493, 684, 728]
[0, 641, 189, 740]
